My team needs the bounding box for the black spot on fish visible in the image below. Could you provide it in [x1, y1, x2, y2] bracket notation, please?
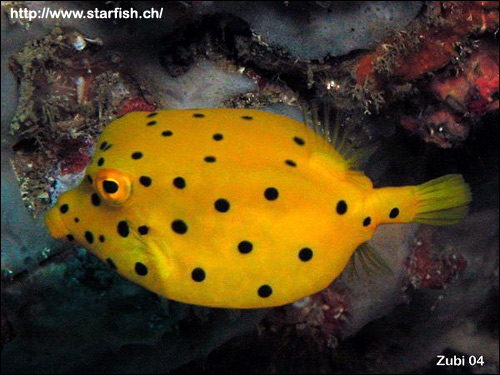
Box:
[131, 152, 143, 160]
[171, 220, 188, 234]
[97, 157, 104, 166]
[241, 116, 253, 120]
[191, 268, 206, 282]
[147, 121, 157, 126]
[193, 113, 205, 118]
[139, 176, 152, 187]
[213, 133, 223, 141]
[285, 160, 297, 167]
[135, 262, 148, 276]
[298, 248, 313, 262]
[293, 137, 305, 146]
[162, 130, 173, 137]
[99, 235, 105, 243]
[67, 234, 74, 241]
[147, 112, 158, 118]
[258, 285, 272, 298]
[390, 208, 399, 219]
[100, 142, 108, 150]
[60, 204, 69, 214]
[138, 225, 149, 235]
[87, 175, 93, 184]
[336, 200, 348, 215]
[173, 177, 186, 189]
[85, 231, 94, 244]
[91, 193, 101, 206]
[363, 217, 371, 226]
[106, 258, 117, 270]
[264, 187, 279, 201]
[238, 241, 253, 254]
[117, 221, 129, 237]
[74, 217, 79, 223]
[103, 180, 119, 194]
[214, 199, 230, 212]
[204, 156, 216, 163]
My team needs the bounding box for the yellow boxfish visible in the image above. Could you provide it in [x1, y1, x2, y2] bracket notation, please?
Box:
[45, 109, 471, 308]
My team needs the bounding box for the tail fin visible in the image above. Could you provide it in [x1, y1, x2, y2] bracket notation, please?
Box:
[413, 174, 472, 225]
[371, 174, 471, 226]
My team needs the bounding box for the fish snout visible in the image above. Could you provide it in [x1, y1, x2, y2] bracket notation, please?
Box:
[45, 206, 70, 239]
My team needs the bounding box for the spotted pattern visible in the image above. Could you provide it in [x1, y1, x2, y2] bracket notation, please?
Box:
[298, 248, 313, 262]
[390, 208, 400, 219]
[85, 231, 94, 244]
[214, 199, 230, 213]
[204, 156, 216, 163]
[139, 176, 152, 187]
[238, 241, 253, 254]
[258, 285, 272, 298]
[264, 187, 279, 201]
[132, 152, 143, 160]
[191, 268, 206, 282]
[293, 136, 305, 146]
[173, 177, 186, 189]
[135, 262, 148, 276]
[57, 109, 391, 308]
[117, 221, 129, 237]
[99, 141, 113, 151]
[336, 200, 348, 215]
[171, 220, 188, 234]
[91, 193, 101, 206]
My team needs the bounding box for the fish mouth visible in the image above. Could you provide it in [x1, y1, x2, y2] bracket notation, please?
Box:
[45, 206, 70, 239]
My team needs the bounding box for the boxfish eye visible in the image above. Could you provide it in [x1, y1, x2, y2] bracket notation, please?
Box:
[94, 169, 131, 205]
[103, 180, 119, 194]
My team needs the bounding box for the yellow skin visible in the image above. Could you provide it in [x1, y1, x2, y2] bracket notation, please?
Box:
[45, 109, 471, 308]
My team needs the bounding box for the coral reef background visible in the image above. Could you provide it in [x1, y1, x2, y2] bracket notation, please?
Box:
[1, 1, 498, 374]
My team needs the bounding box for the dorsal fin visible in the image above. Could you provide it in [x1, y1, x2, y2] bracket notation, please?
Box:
[302, 102, 377, 172]
[303, 102, 375, 190]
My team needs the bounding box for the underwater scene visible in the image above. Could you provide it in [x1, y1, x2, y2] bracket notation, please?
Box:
[1, 1, 498, 374]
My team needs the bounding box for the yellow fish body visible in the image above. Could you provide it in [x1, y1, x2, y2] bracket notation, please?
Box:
[45, 109, 471, 308]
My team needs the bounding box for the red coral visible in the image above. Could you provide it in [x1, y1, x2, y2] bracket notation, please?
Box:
[60, 150, 91, 175]
[115, 97, 157, 117]
[431, 41, 499, 115]
[59, 139, 93, 175]
[355, 1, 499, 86]
[404, 227, 467, 289]
[399, 39, 497, 147]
